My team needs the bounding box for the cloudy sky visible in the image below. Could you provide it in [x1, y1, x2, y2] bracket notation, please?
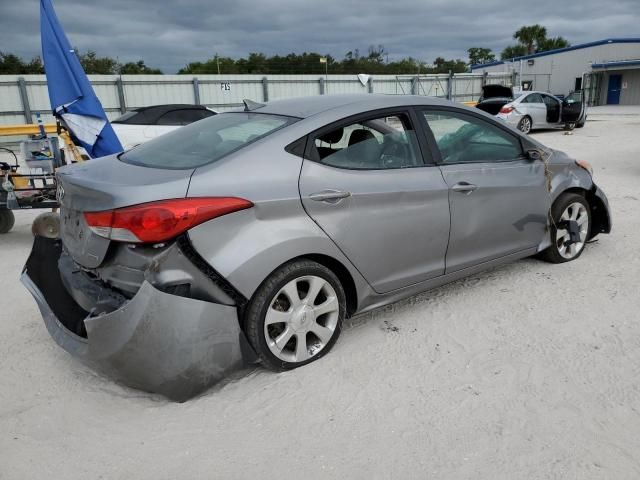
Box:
[1, 0, 638, 72]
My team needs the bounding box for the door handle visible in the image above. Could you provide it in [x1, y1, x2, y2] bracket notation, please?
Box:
[308, 190, 351, 203]
[451, 182, 478, 194]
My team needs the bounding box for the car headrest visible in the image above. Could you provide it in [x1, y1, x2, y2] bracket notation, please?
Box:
[348, 129, 376, 146]
[319, 127, 344, 144]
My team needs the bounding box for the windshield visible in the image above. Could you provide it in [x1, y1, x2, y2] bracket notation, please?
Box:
[119, 112, 297, 169]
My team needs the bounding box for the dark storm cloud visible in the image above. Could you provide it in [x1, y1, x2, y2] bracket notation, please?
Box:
[1, 0, 638, 72]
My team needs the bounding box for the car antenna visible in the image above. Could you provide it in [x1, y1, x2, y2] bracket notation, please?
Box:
[243, 99, 266, 111]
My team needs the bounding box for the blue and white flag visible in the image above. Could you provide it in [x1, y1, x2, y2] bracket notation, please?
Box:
[40, 0, 122, 158]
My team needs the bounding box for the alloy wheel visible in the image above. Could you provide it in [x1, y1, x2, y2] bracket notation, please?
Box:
[555, 202, 589, 259]
[519, 117, 531, 134]
[264, 275, 340, 363]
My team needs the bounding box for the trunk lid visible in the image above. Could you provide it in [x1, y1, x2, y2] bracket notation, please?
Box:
[57, 154, 193, 268]
[479, 84, 513, 101]
[476, 99, 511, 116]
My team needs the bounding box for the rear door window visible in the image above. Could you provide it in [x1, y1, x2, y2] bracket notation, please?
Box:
[119, 112, 297, 169]
[311, 113, 424, 170]
[522, 93, 543, 104]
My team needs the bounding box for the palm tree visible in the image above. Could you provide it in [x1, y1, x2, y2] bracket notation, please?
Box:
[538, 37, 571, 52]
[514, 25, 548, 54]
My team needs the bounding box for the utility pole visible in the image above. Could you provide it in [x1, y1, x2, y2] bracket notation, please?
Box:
[216, 53, 220, 75]
[320, 56, 328, 93]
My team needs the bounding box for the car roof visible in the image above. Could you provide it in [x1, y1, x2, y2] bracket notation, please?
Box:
[520, 91, 554, 96]
[132, 104, 209, 114]
[257, 94, 453, 119]
[113, 104, 212, 125]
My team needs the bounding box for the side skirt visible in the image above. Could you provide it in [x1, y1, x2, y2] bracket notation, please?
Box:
[355, 247, 538, 315]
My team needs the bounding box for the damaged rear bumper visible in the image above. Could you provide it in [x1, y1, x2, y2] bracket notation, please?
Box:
[22, 236, 256, 401]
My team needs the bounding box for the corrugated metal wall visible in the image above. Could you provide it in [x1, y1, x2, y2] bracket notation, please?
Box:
[472, 42, 640, 98]
[599, 69, 640, 105]
[0, 72, 514, 125]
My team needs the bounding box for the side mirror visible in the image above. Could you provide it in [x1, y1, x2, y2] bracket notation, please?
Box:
[527, 149, 542, 161]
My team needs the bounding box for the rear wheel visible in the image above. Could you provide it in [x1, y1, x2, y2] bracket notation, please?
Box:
[0, 209, 15, 233]
[540, 193, 591, 263]
[244, 259, 346, 371]
[517, 116, 532, 134]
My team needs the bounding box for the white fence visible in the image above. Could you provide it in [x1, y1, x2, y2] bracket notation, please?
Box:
[0, 72, 516, 125]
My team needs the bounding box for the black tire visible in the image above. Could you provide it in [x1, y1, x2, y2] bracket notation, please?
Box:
[0, 209, 15, 234]
[517, 116, 532, 134]
[564, 122, 576, 131]
[539, 193, 591, 264]
[244, 259, 346, 372]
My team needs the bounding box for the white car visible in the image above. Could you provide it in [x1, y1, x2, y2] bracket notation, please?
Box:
[111, 104, 217, 149]
[476, 86, 585, 134]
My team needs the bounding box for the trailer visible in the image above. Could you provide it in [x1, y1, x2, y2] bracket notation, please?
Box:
[1, 137, 62, 234]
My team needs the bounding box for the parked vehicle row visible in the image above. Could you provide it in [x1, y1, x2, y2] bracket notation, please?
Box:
[22, 94, 610, 400]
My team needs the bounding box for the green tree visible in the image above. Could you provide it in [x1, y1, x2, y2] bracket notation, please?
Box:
[26, 56, 44, 73]
[513, 24, 548, 54]
[500, 44, 528, 60]
[118, 60, 162, 74]
[0, 52, 44, 74]
[538, 36, 570, 52]
[500, 26, 571, 60]
[1, 50, 159, 75]
[431, 57, 467, 74]
[78, 50, 119, 74]
[467, 47, 495, 66]
[178, 55, 239, 74]
[385, 57, 427, 75]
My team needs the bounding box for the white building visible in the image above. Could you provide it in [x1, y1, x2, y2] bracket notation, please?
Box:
[471, 38, 640, 105]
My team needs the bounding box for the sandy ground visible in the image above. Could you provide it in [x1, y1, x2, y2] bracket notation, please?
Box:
[1, 107, 640, 479]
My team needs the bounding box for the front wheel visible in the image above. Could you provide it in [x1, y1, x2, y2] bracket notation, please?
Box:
[539, 193, 591, 263]
[517, 116, 532, 134]
[244, 259, 346, 371]
[0, 209, 15, 234]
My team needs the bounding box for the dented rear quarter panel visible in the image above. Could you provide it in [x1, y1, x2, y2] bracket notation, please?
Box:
[186, 137, 371, 307]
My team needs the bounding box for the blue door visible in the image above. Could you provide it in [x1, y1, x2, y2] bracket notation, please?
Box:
[607, 74, 622, 104]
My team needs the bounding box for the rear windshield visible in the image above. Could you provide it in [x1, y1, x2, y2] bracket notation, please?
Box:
[119, 112, 297, 169]
[112, 110, 139, 124]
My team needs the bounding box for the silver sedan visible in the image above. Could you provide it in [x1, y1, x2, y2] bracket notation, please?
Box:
[497, 91, 586, 134]
[22, 94, 611, 400]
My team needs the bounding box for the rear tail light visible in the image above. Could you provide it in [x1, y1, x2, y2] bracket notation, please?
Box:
[499, 105, 514, 114]
[84, 197, 253, 243]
